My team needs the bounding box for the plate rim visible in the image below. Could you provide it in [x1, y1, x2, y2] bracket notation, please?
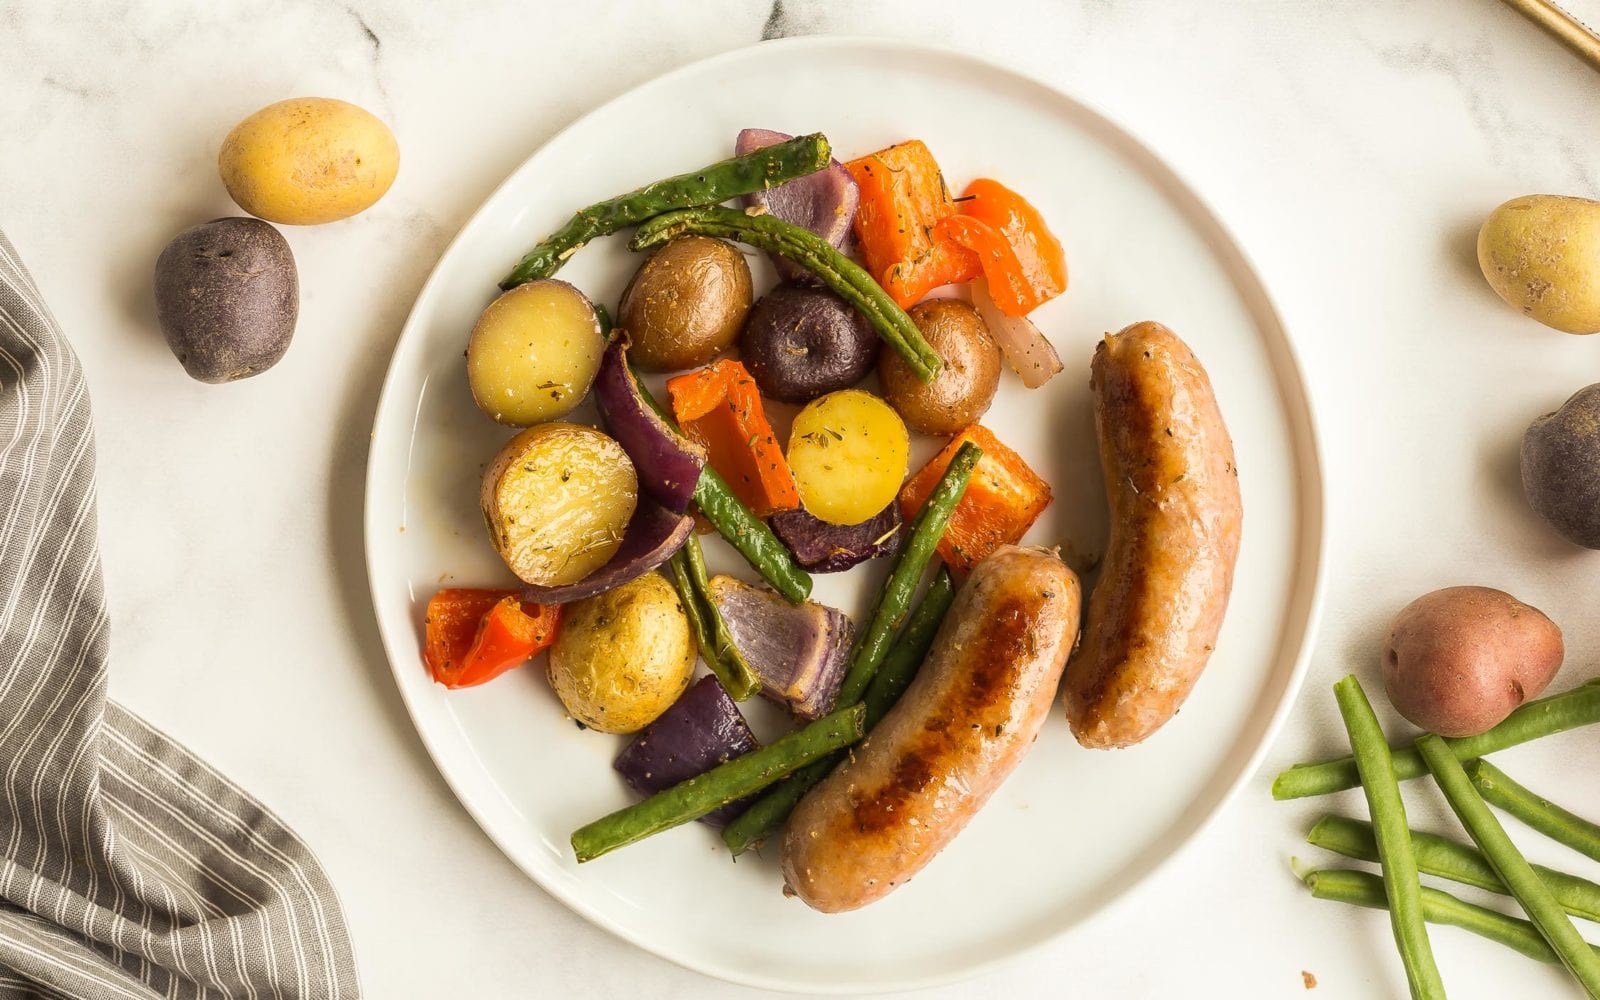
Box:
[362, 33, 1328, 994]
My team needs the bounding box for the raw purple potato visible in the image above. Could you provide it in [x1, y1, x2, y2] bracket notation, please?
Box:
[594, 335, 705, 513]
[706, 575, 854, 719]
[1522, 383, 1600, 548]
[769, 501, 901, 573]
[613, 675, 759, 827]
[738, 283, 877, 404]
[736, 127, 858, 282]
[520, 497, 693, 605]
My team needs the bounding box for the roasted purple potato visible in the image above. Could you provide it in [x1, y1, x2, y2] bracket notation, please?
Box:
[769, 502, 900, 573]
[739, 283, 876, 404]
[613, 675, 758, 826]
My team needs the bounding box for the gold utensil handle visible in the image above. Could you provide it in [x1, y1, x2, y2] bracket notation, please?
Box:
[1498, 0, 1600, 71]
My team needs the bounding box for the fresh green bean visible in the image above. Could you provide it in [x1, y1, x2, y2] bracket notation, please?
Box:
[1419, 734, 1600, 997]
[1469, 759, 1600, 864]
[1308, 815, 1600, 923]
[666, 548, 757, 701]
[1305, 868, 1599, 967]
[501, 134, 831, 287]
[1333, 675, 1444, 1000]
[571, 703, 864, 863]
[861, 567, 956, 727]
[631, 206, 942, 383]
[722, 454, 979, 855]
[682, 534, 758, 699]
[628, 366, 811, 603]
[1273, 679, 1600, 800]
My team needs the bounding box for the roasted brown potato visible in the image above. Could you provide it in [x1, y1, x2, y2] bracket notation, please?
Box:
[879, 299, 1001, 434]
[619, 236, 752, 372]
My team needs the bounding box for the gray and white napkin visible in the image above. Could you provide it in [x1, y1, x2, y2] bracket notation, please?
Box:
[0, 228, 359, 999]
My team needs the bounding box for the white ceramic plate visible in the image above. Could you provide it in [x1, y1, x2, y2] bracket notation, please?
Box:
[365, 36, 1325, 994]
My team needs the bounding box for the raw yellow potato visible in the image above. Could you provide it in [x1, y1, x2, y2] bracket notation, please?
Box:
[1478, 194, 1600, 334]
[219, 97, 399, 225]
[788, 389, 910, 526]
[546, 571, 695, 733]
[480, 423, 637, 587]
[467, 280, 602, 425]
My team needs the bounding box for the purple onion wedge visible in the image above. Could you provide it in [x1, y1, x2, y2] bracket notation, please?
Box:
[769, 501, 902, 573]
[593, 335, 705, 513]
[613, 675, 760, 827]
[737, 128, 859, 282]
[520, 496, 693, 604]
[706, 575, 855, 720]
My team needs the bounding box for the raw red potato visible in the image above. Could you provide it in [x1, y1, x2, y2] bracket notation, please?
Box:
[736, 128, 859, 283]
[898, 424, 1052, 573]
[424, 589, 562, 688]
[613, 675, 760, 827]
[707, 575, 855, 720]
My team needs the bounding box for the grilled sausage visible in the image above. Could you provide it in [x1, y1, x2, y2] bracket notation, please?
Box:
[781, 545, 1080, 913]
[1064, 321, 1242, 749]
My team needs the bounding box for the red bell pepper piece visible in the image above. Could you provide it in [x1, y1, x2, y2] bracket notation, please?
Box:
[844, 140, 981, 308]
[938, 178, 1067, 316]
[666, 359, 800, 518]
[423, 588, 562, 689]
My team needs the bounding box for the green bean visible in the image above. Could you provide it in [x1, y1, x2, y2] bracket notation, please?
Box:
[571, 703, 864, 863]
[1333, 675, 1444, 999]
[1305, 868, 1598, 967]
[501, 134, 831, 287]
[666, 549, 757, 701]
[837, 443, 980, 707]
[722, 454, 979, 855]
[1469, 759, 1600, 864]
[861, 567, 956, 727]
[631, 206, 942, 383]
[629, 366, 811, 603]
[682, 534, 758, 699]
[1273, 679, 1600, 800]
[1308, 815, 1600, 923]
[1419, 734, 1600, 997]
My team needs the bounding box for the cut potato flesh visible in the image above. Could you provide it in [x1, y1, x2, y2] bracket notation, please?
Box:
[481, 422, 638, 586]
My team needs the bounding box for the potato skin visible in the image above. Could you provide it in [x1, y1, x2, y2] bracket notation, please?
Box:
[154, 217, 297, 383]
[1382, 586, 1563, 738]
[1522, 383, 1600, 548]
[467, 280, 602, 426]
[739, 283, 876, 403]
[879, 299, 1001, 434]
[546, 571, 695, 733]
[1477, 194, 1600, 334]
[619, 236, 751, 371]
[219, 97, 399, 225]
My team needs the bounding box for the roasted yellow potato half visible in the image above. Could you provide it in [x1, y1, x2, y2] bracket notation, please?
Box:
[467, 280, 603, 426]
[788, 389, 910, 526]
[480, 423, 638, 587]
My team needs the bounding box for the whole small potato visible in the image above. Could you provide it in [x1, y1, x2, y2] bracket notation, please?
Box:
[1382, 586, 1563, 738]
[154, 217, 297, 383]
[739, 283, 876, 403]
[1523, 383, 1600, 548]
[619, 236, 751, 371]
[879, 299, 1001, 434]
[1477, 194, 1600, 334]
[219, 97, 399, 225]
[467, 279, 603, 425]
[546, 571, 695, 733]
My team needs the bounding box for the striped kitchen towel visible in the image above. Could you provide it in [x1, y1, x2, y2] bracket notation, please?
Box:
[0, 229, 359, 999]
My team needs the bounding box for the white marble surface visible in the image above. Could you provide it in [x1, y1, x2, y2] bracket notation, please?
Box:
[6, 1, 1600, 996]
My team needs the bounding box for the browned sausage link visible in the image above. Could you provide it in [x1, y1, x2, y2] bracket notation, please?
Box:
[1064, 321, 1242, 749]
[781, 545, 1081, 913]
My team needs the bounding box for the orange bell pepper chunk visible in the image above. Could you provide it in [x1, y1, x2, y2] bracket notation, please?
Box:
[667, 359, 800, 518]
[845, 140, 980, 308]
[898, 425, 1052, 572]
[424, 589, 561, 689]
[941, 178, 1067, 316]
